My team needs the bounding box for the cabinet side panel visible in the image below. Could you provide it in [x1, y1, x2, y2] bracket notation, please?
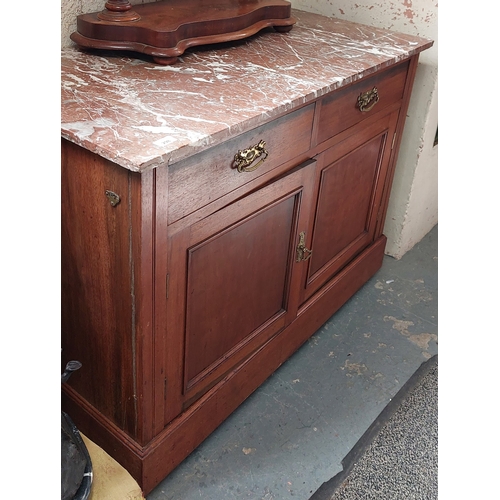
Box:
[133, 169, 157, 444]
[61, 139, 137, 438]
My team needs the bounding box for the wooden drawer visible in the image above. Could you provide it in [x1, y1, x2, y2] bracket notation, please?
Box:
[168, 103, 314, 225]
[316, 60, 409, 144]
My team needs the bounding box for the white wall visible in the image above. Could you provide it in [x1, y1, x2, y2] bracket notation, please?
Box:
[61, 1, 438, 259]
[290, 0, 438, 259]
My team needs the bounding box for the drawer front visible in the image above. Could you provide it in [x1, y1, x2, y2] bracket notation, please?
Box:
[317, 60, 409, 144]
[168, 104, 314, 225]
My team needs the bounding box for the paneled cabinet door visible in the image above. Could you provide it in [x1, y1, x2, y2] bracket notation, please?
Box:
[300, 110, 399, 304]
[164, 159, 317, 420]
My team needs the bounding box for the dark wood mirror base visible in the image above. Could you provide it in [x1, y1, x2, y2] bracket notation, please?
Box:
[70, 0, 296, 65]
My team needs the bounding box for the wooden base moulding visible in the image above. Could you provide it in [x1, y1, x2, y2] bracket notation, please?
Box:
[71, 0, 296, 64]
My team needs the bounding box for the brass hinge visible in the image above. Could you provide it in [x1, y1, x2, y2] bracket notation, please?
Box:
[166, 273, 170, 299]
[105, 190, 121, 207]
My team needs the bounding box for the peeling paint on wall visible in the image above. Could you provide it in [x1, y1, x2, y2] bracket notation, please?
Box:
[292, 0, 437, 46]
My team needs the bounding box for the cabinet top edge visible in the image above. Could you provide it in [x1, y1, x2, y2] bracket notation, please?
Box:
[61, 9, 433, 173]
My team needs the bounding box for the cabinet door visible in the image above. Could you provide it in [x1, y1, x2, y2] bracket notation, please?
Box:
[164, 159, 316, 419]
[300, 111, 399, 304]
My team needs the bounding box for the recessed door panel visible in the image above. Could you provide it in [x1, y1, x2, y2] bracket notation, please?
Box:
[309, 134, 383, 276]
[184, 195, 295, 387]
[301, 111, 398, 303]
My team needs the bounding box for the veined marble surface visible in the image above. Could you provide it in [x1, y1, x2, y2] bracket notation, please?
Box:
[61, 10, 432, 173]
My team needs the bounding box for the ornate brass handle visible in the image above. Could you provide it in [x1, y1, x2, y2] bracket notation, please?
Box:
[296, 231, 312, 263]
[234, 139, 269, 173]
[357, 87, 379, 113]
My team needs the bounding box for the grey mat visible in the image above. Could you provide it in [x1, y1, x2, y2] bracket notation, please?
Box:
[310, 355, 438, 500]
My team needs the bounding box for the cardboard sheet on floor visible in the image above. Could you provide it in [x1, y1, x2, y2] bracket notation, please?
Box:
[81, 434, 145, 500]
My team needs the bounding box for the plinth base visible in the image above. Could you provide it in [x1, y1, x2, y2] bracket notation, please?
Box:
[71, 0, 296, 64]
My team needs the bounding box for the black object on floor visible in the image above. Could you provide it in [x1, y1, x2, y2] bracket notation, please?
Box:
[310, 355, 438, 500]
[61, 361, 93, 500]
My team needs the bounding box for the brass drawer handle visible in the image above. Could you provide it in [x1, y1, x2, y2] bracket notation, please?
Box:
[234, 139, 269, 173]
[357, 87, 379, 113]
[296, 231, 312, 262]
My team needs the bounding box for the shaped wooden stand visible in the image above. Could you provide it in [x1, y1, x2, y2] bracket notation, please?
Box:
[71, 0, 296, 65]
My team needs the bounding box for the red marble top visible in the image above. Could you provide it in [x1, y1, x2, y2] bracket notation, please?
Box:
[61, 9, 432, 172]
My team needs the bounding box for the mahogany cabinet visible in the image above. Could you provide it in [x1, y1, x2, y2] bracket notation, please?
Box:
[62, 54, 420, 494]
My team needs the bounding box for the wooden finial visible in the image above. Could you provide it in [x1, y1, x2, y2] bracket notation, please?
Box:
[97, 0, 141, 22]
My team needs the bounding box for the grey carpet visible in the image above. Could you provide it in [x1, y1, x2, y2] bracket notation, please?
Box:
[310, 355, 438, 500]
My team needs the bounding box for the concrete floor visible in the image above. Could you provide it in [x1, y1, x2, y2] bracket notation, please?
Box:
[147, 225, 438, 500]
